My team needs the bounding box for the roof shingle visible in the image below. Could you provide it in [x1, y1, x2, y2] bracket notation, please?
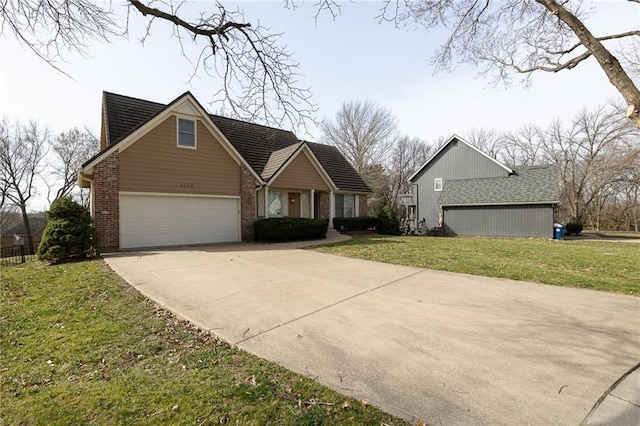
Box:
[98, 91, 371, 193]
[439, 164, 560, 206]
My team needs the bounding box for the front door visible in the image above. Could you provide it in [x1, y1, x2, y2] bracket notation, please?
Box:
[288, 192, 300, 218]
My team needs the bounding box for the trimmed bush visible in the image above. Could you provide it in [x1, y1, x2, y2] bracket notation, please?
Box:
[565, 219, 584, 236]
[254, 218, 328, 242]
[376, 204, 401, 235]
[37, 197, 97, 264]
[332, 216, 379, 232]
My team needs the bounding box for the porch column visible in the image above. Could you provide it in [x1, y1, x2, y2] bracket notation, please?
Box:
[310, 189, 315, 219]
[329, 190, 334, 228]
[264, 186, 269, 219]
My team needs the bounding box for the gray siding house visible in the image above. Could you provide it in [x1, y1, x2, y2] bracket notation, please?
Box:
[409, 135, 560, 238]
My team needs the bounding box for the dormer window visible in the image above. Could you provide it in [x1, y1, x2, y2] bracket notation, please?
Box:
[434, 178, 443, 191]
[177, 118, 196, 148]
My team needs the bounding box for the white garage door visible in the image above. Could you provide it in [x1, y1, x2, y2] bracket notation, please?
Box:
[120, 193, 240, 249]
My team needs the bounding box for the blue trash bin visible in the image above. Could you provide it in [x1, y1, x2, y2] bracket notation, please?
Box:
[553, 224, 564, 240]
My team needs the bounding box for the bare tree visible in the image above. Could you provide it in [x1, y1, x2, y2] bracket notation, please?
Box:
[615, 153, 640, 231]
[0, 118, 50, 250]
[47, 127, 98, 204]
[540, 105, 640, 222]
[464, 128, 503, 159]
[378, 0, 640, 127]
[501, 124, 547, 167]
[1, 1, 315, 132]
[388, 136, 434, 210]
[618, 37, 640, 82]
[320, 100, 398, 181]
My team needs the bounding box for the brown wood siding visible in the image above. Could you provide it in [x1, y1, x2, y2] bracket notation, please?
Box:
[270, 153, 330, 190]
[119, 117, 240, 195]
[100, 112, 107, 150]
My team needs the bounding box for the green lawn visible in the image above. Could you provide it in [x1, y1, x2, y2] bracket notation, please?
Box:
[0, 260, 406, 425]
[312, 234, 639, 295]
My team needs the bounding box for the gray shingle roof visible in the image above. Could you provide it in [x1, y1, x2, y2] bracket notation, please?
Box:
[439, 164, 560, 206]
[94, 92, 371, 193]
[207, 114, 301, 176]
[2, 214, 48, 236]
[305, 141, 371, 193]
[104, 92, 166, 144]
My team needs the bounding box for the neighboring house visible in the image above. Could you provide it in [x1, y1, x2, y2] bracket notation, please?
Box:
[409, 135, 559, 238]
[78, 91, 371, 250]
[0, 214, 48, 249]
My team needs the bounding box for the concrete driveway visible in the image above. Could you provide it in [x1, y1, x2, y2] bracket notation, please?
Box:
[103, 240, 640, 425]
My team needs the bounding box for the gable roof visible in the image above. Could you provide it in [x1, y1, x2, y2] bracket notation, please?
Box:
[261, 143, 304, 181]
[208, 114, 302, 176]
[86, 91, 371, 193]
[2, 214, 48, 237]
[438, 164, 560, 207]
[104, 92, 165, 145]
[409, 134, 512, 182]
[305, 141, 371, 193]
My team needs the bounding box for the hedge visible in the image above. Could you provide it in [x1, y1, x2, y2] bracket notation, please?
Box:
[332, 216, 379, 232]
[254, 218, 328, 242]
[565, 219, 584, 236]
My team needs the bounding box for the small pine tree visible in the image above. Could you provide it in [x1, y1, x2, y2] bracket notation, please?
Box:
[565, 219, 584, 236]
[376, 204, 401, 235]
[37, 197, 97, 264]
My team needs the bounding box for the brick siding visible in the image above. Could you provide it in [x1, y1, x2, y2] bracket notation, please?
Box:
[359, 194, 369, 216]
[240, 166, 256, 240]
[93, 152, 120, 250]
[318, 191, 330, 220]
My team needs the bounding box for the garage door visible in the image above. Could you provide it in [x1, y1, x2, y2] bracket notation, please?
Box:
[120, 193, 240, 249]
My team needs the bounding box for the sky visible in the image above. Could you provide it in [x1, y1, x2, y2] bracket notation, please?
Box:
[0, 0, 638, 210]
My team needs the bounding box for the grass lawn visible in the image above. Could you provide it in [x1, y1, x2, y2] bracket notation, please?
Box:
[312, 234, 639, 295]
[583, 230, 640, 239]
[0, 260, 406, 425]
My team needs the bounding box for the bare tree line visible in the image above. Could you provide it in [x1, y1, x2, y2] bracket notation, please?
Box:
[463, 105, 640, 230]
[0, 120, 97, 247]
[322, 101, 640, 231]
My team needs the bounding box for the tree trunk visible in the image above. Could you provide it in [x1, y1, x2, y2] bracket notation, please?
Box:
[536, 0, 640, 127]
[19, 203, 34, 253]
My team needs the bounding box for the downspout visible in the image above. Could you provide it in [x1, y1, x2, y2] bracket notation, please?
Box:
[77, 170, 94, 217]
[255, 183, 263, 219]
[411, 183, 419, 225]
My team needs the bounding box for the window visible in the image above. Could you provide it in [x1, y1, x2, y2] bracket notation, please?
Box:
[334, 194, 355, 218]
[177, 118, 196, 148]
[434, 178, 443, 192]
[268, 191, 282, 216]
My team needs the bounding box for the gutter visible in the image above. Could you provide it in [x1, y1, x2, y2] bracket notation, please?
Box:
[440, 200, 560, 208]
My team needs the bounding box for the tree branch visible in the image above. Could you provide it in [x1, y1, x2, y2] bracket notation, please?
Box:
[494, 49, 593, 73]
[126, 0, 317, 133]
[547, 30, 640, 57]
[536, 0, 640, 126]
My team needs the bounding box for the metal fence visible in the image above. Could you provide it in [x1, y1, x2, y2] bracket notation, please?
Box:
[0, 241, 39, 267]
